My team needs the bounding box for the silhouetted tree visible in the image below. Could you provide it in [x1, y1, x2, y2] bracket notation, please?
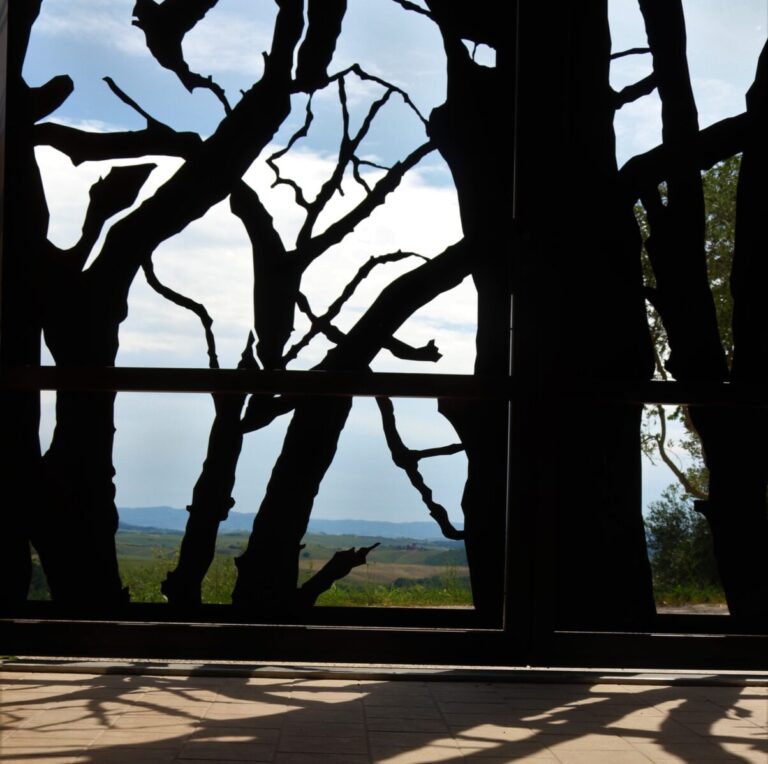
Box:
[638, 0, 768, 616]
[2, 0, 765, 625]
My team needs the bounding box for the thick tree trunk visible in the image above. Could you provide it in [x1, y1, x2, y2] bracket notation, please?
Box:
[710, 41, 768, 616]
[232, 242, 471, 610]
[0, 2, 46, 605]
[232, 396, 353, 610]
[640, 2, 767, 616]
[36, 389, 126, 603]
[516, 2, 656, 626]
[22, 1, 306, 606]
[161, 390, 250, 606]
[425, 10, 512, 619]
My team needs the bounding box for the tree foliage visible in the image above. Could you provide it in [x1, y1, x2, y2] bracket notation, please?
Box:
[645, 485, 721, 598]
[640, 155, 741, 501]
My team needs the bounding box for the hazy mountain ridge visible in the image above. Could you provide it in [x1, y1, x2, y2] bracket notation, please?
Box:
[118, 506, 463, 541]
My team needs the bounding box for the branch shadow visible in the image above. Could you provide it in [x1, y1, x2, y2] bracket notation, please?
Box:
[1, 668, 765, 762]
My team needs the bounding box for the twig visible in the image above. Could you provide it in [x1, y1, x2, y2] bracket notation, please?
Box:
[351, 157, 391, 193]
[142, 259, 219, 369]
[293, 292, 440, 363]
[266, 96, 314, 209]
[297, 141, 434, 267]
[412, 443, 464, 460]
[296, 543, 380, 607]
[295, 82, 394, 247]
[329, 63, 428, 126]
[611, 47, 651, 60]
[613, 73, 657, 110]
[284, 251, 428, 364]
[103, 76, 168, 131]
[377, 397, 465, 541]
[654, 402, 708, 500]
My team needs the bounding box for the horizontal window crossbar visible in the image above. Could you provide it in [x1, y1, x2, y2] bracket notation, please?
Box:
[0, 366, 510, 399]
[1, 367, 767, 406]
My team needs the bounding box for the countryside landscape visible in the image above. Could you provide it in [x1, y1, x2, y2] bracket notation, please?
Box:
[28, 507, 473, 607]
[26, 505, 726, 610]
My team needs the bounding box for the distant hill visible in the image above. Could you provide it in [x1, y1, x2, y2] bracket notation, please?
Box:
[118, 506, 463, 541]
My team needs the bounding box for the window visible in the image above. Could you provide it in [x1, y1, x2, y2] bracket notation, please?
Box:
[2, 1, 766, 666]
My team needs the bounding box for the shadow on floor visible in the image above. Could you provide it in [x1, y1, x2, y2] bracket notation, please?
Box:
[1, 668, 766, 762]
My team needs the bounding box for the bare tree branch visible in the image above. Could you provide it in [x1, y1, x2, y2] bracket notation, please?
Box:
[385, 337, 441, 362]
[284, 251, 429, 364]
[297, 141, 435, 267]
[287, 79, 394, 248]
[104, 76, 167, 128]
[296, 542, 379, 607]
[29, 75, 73, 123]
[266, 96, 314, 209]
[620, 113, 747, 204]
[34, 122, 201, 165]
[611, 46, 651, 60]
[294, 292, 441, 363]
[142, 258, 219, 369]
[329, 64, 429, 127]
[240, 395, 296, 434]
[132, 0, 231, 113]
[161, 334, 257, 606]
[613, 73, 657, 109]
[294, 0, 347, 93]
[377, 397, 465, 540]
[67, 164, 156, 271]
[230, 181, 296, 369]
[412, 443, 464, 460]
[390, 0, 434, 20]
[35, 76, 202, 166]
[654, 402, 708, 500]
[351, 156, 390, 193]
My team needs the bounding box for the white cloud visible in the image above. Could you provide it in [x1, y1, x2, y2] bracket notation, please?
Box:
[36, 137, 474, 376]
[29, 2, 473, 515]
[694, 76, 746, 130]
[34, 0, 274, 87]
[49, 116, 126, 133]
[35, 0, 146, 57]
[614, 91, 662, 166]
[183, 7, 274, 77]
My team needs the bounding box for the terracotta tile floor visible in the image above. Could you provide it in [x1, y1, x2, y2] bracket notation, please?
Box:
[1, 669, 766, 763]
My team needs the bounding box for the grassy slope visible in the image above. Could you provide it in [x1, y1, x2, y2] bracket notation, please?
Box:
[30, 528, 725, 607]
[115, 528, 472, 606]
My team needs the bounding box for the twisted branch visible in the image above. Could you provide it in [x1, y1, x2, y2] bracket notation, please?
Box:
[142, 258, 219, 369]
[294, 292, 441, 363]
[266, 96, 314, 209]
[284, 251, 429, 364]
[377, 397, 465, 540]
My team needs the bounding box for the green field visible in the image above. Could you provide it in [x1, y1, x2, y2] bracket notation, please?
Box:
[29, 526, 725, 608]
[81, 528, 474, 607]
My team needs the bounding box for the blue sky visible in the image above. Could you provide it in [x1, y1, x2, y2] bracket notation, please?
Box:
[25, 0, 767, 522]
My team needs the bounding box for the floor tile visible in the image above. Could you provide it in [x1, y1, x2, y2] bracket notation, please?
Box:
[278, 734, 369, 754]
[369, 746, 464, 763]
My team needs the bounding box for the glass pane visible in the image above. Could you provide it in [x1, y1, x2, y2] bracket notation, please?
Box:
[15, 0, 507, 623]
[26, 0, 475, 375]
[641, 404, 728, 615]
[36, 391, 476, 610]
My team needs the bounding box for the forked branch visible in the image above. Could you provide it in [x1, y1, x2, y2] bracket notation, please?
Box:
[296, 542, 380, 607]
[284, 250, 429, 364]
[377, 397, 465, 540]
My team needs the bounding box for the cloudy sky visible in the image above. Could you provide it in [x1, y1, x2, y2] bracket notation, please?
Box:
[23, 0, 767, 524]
